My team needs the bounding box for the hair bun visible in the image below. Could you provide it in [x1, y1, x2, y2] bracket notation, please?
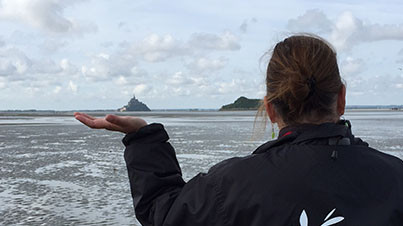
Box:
[265, 35, 342, 125]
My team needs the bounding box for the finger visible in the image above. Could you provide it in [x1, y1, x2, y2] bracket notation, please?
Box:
[74, 112, 96, 120]
[75, 115, 108, 129]
[75, 115, 93, 127]
[105, 114, 127, 127]
[74, 112, 86, 118]
[75, 115, 98, 128]
[76, 115, 125, 132]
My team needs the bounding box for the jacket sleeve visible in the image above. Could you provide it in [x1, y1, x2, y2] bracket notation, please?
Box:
[123, 123, 228, 226]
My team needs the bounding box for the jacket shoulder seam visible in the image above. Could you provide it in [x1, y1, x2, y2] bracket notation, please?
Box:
[212, 176, 231, 226]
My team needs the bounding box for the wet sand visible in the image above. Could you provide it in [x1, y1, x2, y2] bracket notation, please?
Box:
[1, 111, 402, 225]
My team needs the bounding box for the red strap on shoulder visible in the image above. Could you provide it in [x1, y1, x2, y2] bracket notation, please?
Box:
[282, 131, 293, 137]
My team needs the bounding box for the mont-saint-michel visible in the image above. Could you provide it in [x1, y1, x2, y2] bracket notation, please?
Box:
[118, 95, 151, 112]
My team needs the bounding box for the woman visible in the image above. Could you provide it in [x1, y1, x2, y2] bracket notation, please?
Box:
[75, 35, 403, 226]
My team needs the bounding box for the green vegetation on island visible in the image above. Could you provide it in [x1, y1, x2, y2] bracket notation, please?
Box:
[220, 96, 262, 111]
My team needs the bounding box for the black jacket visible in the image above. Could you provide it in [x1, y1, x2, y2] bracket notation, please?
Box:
[122, 121, 403, 226]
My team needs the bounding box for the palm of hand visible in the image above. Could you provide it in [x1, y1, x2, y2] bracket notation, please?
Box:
[74, 112, 147, 134]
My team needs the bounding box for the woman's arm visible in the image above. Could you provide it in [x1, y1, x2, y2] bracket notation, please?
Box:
[75, 113, 225, 226]
[123, 123, 227, 226]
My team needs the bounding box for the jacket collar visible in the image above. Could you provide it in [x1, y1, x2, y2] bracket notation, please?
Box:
[253, 120, 359, 154]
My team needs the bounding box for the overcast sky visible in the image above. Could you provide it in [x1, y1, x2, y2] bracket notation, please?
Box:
[1, 0, 403, 110]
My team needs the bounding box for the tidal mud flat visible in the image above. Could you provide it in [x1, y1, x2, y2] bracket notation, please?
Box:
[0, 111, 402, 225]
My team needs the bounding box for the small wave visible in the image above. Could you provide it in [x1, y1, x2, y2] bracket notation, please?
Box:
[35, 161, 84, 174]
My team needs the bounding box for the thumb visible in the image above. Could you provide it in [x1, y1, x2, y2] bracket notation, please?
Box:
[105, 114, 127, 127]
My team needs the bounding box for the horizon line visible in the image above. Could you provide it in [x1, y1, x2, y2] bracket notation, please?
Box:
[1, 104, 403, 112]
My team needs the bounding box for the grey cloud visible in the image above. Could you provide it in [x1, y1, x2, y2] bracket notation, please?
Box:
[329, 12, 403, 50]
[101, 41, 114, 48]
[287, 9, 333, 34]
[397, 48, 403, 64]
[362, 24, 403, 42]
[166, 71, 195, 86]
[128, 32, 241, 63]
[0, 0, 97, 35]
[8, 30, 38, 47]
[189, 31, 241, 51]
[39, 39, 68, 53]
[185, 57, 227, 73]
[164, 71, 211, 97]
[117, 21, 131, 33]
[118, 22, 126, 29]
[31, 59, 63, 74]
[79, 31, 241, 84]
[240, 21, 248, 33]
[0, 47, 79, 85]
[81, 53, 146, 81]
[239, 18, 258, 34]
[81, 55, 113, 80]
[0, 48, 32, 77]
[56, 59, 78, 76]
[288, 10, 403, 51]
[66, 19, 98, 36]
[0, 37, 4, 47]
[134, 34, 188, 62]
[338, 19, 403, 48]
[216, 78, 260, 95]
[119, 41, 131, 49]
[346, 74, 403, 101]
[340, 57, 365, 78]
[162, 71, 262, 99]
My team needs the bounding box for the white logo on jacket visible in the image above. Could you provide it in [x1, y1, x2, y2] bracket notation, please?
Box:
[299, 208, 344, 226]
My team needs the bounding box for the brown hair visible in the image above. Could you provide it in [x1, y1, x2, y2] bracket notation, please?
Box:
[264, 34, 343, 126]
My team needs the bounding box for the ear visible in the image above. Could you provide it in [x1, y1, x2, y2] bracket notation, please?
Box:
[264, 96, 277, 123]
[337, 84, 346, 116]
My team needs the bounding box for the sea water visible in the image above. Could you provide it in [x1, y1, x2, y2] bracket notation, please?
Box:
[0, 110, 402, 225]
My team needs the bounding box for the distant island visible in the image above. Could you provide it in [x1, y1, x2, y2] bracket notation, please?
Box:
[220, 96, 261, 111]
[118, 95, 151, 112]
[219, 97, 402, 111]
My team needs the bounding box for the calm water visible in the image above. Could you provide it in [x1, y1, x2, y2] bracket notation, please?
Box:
[0, 111, 402, 225]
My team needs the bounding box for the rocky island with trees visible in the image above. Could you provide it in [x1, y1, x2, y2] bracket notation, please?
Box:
[219, 96, 261, 111]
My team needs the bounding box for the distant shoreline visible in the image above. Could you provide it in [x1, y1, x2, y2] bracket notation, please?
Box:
[1, 105, 402, 114]
[0, 108, 402, 117]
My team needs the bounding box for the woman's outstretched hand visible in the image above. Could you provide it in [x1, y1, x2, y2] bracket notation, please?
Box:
[74, 112, 147, 134]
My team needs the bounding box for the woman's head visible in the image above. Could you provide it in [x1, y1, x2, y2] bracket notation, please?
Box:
[264, 34, 345, 127]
